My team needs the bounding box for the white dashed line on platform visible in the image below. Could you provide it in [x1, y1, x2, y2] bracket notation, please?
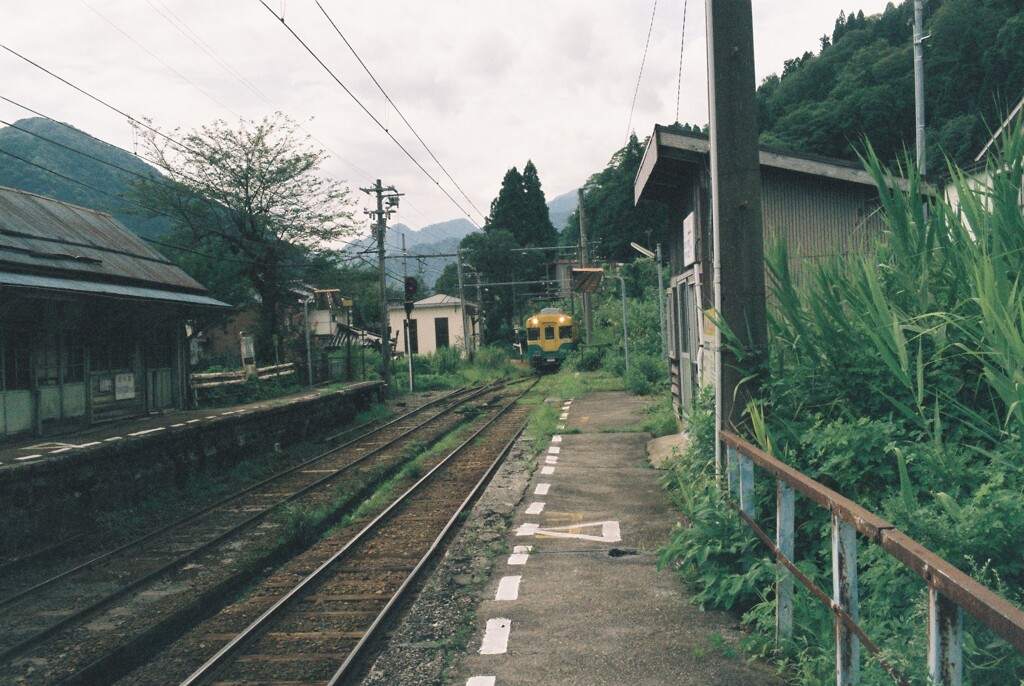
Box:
[495, 575, 522, 601]
[128, 427, 166, 437]
[466, 677, 496, 686]
[541, 466, 555, 475]
[516, 523, 539, 537]
[551, 434, 562, 443]
[525, 502, 545, 515]
[15, 454, 42, 461]
[49, 447, 75, 454]
[535, 483, 550, 495]
[479, 618, 512, 654]
[104, 436, 122, 442]
[548, 445, 560, 454]
[545, 456, 557, 464]
[170, 423, 186, 428]
[187, 419, 202, 424]
[508, 545, 533, 565]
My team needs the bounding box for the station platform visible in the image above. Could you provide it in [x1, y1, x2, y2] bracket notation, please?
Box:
[452, 391, 783, 685]
[0, 381, 382, 471]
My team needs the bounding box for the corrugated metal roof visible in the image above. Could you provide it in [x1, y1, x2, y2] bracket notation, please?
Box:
[0, 185, 208, 293]
[0, 272, 229, 308]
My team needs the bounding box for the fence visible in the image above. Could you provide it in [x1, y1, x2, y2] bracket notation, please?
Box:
[720, 430, 1024, 686]
[189, 363, 295, 391]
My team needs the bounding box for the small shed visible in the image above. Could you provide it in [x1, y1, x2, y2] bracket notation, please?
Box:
[388, 294, 477, 357]
[0, 186, 227, 438]
[634, 126, 902, 414]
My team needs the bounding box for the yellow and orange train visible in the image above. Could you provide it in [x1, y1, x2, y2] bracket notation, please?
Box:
[524, 308, 578, 371]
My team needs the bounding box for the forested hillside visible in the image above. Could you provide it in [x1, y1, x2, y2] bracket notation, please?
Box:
[756, 0, 1023, 168]
[0, 117, 171, 238]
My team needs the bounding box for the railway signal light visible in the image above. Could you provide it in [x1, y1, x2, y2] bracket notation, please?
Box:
[404, 277, 418, 317]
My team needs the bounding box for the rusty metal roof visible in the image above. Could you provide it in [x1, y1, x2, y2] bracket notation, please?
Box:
[0, 185, 209, 295]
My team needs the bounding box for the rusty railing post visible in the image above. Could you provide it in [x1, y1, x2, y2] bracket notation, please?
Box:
[727, 443, 740, 501]
[928, 587, 964, 686]
[738, 452, 754, 516]
[832, 514, 860, 685]
[776, 480, 794, 644]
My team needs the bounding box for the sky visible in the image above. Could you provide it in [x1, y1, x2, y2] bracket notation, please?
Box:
[1, 0, 899, 242]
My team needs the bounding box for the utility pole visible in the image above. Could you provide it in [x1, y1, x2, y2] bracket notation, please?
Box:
[706, 0, 767, 470]
[457, 248, 471, 359]
[577, 188, 593, 343]
[656, 243, 667, 358]
[475, 272, 484, 346]
[361, 179, 402, 393]
[402, 232, 413, 392]
[914, 0, 927, 176]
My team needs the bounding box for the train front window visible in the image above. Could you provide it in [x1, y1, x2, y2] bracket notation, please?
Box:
[527, 328, 539, 341]
[543, 326, 555, 340]
[558, 326, 572, 339]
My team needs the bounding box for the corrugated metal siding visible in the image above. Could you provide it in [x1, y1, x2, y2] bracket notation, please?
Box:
[761, 168, 886, 290]
[0, 186, 207, 293]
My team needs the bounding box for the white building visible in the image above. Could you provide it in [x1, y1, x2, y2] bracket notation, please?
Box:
[388, 294, 477, 357]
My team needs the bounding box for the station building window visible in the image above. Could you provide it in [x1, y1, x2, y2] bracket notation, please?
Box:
[2, 330, 31, 391]
[434, 317, 449, 349]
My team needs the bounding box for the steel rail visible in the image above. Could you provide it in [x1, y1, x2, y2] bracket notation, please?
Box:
[181, 379, 535, 686]
[0, 383, 505, 665]
[0, 383, 466, 614]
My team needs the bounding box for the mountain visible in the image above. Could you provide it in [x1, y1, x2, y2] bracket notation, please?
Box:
[0, 117, 172, 239]
[546, 189, 579, 230]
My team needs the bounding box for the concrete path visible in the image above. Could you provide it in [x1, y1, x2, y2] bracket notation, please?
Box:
[451, 391, 782, 686]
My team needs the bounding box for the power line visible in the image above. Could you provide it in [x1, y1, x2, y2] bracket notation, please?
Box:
[80, 0, 240, 118]
[0, 145, 316, 270]
[675, 0, 689, 124]
[257, 1, 481, 229]
[625, 0, 659, 144]
[313, 0, 486, 225]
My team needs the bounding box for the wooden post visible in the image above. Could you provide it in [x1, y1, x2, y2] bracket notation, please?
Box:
[706, 0, 767, 472]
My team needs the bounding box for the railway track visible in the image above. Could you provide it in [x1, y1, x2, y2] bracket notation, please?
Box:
[0, 381, 526, 684]
[179, 381, 532, 685]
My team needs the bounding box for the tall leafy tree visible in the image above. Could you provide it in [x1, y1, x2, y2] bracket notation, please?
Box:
[521, 160, 557, 247]
[463, 160, 560, 343]
[132, 113, 358, 361]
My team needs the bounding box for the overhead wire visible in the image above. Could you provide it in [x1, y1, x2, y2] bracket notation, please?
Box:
[625, 0, 660, 144]
[0, 98, 364, 258]
[257, 1, 480, 229]
[675, 0, 689, 124]
[313, 0, 486, 225]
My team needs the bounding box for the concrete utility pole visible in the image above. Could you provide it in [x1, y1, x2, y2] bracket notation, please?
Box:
[402, 232, 413, 392]
[577, 188, 593, 342]
[457, 248, 472, 359]
[706, 0, 767, 470]
[914, 0, 927, 176]
[361, 179, 402, 392]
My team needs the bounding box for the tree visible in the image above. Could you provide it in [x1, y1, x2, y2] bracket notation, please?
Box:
[132, 113, 358, 361]
[520, 160, 557, 247]
[563, 134, 672, 265]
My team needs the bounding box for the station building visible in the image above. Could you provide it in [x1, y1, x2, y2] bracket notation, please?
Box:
[634, 126, 909, 415]
[388, 294, 478, 357]
[0, 186, 228, 439]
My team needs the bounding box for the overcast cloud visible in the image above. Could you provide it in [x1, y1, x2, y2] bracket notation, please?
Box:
[2, 1, 898, 239]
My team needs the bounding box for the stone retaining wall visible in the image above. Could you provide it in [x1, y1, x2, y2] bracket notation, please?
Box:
[0, 383, 383, 554]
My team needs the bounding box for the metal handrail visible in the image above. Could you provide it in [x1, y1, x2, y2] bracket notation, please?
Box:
[720, 430, 1024, 686]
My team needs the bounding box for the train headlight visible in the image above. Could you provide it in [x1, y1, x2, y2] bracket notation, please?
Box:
[558, 316, 565, 323]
